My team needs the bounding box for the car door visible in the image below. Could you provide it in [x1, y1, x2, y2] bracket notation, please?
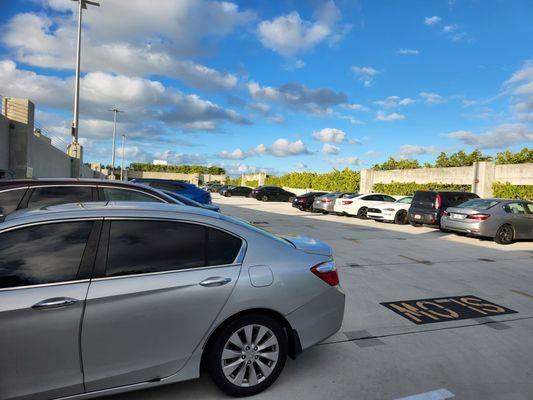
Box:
[0, 220, 100, 400]
[504, 202, 531, 237]
[82, 219, 244, 391]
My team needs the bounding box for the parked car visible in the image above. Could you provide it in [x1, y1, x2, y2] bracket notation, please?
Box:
[408, 191, 479, 227]
[206, 183, 223, 193]
[292, 192, 328, 211]
[131, 178, 212, 204]
[344, 193, 397, 218]
[0, 178, 191, 218]
[216, 185, 233, 194]
[161, 190, 220, 212]
[332, 193, 359, 215]
[440, 198, 533, 244]
[221, 186, 253, 197]
[312, 192, 345, 214]
[0, 202, 345, 398]
[367, 196, 413, 224]
[251, 186, 296, 202]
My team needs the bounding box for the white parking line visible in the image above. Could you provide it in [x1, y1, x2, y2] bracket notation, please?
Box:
[394, 388, 455, 400]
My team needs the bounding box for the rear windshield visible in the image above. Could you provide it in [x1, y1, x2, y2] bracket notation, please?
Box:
[443, 192, 478, 206]
[413, 191, 435, 202]
[219, 214, 293, 247]
[458, 199, 500, 210]
[323, 192, 340, 198]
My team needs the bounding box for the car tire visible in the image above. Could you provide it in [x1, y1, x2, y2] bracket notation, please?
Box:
[206, 314, 288, 397]
[494, 224, 514, 245]
[261, 195, 269, 202]
[357, 207, 368, 219]
[394, 210, 408, 225]
[227, 192, 232, 197]
[410, 221, 422, 227]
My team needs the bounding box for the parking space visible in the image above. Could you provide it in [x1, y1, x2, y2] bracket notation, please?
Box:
[108, 195, 533, 400]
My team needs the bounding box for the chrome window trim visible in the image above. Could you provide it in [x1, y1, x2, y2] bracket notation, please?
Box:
[0, 279, 90, 293]
[102, 216, 247, 278]
[0, 186, 30, 193]
[0, 217, 103, 234]
[98, 186, 169, 203]
[25, 184, 98, 189]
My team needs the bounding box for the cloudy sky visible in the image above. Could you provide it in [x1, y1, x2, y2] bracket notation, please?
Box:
[0, 0, 531, 176]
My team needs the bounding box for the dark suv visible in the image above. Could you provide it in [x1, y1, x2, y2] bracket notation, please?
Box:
[408, 190, 479, 227]
[292, 192, 328, 211]
[251, 186, 296, 202]
[0, 179, 219, 218]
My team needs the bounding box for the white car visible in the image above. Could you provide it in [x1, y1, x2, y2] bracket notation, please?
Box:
[332, 193, 359, 215]
[367, 196, 413, 224]
[344, 193, 397, 218]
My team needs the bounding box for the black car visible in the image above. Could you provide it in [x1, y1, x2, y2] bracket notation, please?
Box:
[251, 186, 296, 202]
[220, 186, 252, 197]
[408, 190, 479, 227]
[0, 178, 216, 219]
[292, 192, 328, 211]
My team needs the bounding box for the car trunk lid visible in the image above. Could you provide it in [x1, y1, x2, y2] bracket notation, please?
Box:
[278, 235, 333, 256]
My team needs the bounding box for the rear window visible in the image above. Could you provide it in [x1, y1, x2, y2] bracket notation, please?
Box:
[458, 199, 500, 210]
[413, 191, 436, 203]
[0, 189, 26, 216]
[443, 192, 478, 206]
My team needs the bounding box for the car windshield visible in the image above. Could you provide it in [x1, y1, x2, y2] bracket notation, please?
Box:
[458, 199, 500, 210]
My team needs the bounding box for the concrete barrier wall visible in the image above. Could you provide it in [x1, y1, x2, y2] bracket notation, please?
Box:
[27, 133, 71, 178]
[372, 166, 473, 185]
[0, 114, 9, 173]
[495, 163, 533, 185]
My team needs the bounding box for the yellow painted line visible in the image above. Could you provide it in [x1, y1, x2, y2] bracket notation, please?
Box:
[510, 289, 533, 300]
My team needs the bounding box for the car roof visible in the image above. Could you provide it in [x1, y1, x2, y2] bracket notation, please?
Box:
[132, 178, 192, 185]
[0, 178, 157, 191]
[2, 201, 219, 228]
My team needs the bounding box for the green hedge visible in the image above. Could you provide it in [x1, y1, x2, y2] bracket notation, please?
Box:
[492, 182, 533, 200]
[245, 180, 259, 188]
[129, 162, 225, 175]
[227, 177, 241, 186]
[265, 169, 360, 192]
[372, 182, 472, 196]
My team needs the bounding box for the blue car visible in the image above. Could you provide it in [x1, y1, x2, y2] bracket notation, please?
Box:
[131, 178, 212, 204]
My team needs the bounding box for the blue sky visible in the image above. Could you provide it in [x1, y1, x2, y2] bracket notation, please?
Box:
[0, 0, 531, 176]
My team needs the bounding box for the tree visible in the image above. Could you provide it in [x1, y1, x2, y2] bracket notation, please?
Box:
[496, 148, 533, 164]
[373, 157, 421, 170]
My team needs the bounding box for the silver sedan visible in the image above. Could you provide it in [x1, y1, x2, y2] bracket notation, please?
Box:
[0, 202, 345, 399]
[440, 198, 533, 244]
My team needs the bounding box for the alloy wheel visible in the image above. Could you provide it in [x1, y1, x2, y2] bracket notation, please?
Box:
[221, 324, 279, 387]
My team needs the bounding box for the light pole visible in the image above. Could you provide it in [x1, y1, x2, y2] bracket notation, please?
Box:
[71, 0, 100, 144]
[109, 108, 124, 178]
[120, 134, 126, 181]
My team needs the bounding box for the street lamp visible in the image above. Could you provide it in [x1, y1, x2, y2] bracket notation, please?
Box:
[109, 108, 124, 177]
[71, 0, 100, 144]
[120, 134, 126, 181]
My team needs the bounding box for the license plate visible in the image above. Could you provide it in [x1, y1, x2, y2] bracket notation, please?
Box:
[451, 213, 466, 219]
[414, 214, 421, 220]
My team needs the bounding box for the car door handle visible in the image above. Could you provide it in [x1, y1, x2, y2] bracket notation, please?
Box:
[32, 297, 78, 310]
[199, 277, 232, 287]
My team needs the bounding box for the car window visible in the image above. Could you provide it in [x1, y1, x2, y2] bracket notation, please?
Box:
[0, 189, 26, 215]
[397, 197, 412, 204]
[106, 220, 243, 277]
[413, 191, 436, 203]
[0, 221, 93, 289]
[383, 195, 396, 202]
[362, 195, 378, 201]
[102, 188, 162, 203]
[28, 186, 93, 209]
[505, 202, 527, 214]
[148, 182, 184, 191]
[459, 199, 499, 210]
[526, 203, 533, 214]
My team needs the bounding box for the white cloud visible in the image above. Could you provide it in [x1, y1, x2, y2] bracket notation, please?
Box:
[424, 16, 441, 26]
[217, 148, 247, 160]
[365, 150, 379, 157]
[376, 111, 406, 122]
[341, 103, 369, 112]
[322, 143, 341, 154]
[351, 65, 380, 87]
[295, 162, 308, 169]
[326, 156, 361, 166]
[374, 96, 416, 108]
[504, 60, 533, 121]
[312, 128, 346, 143]
[257, 1, 349, 58]
[419, 91, 446, 104]
[443, 24, 459, 33]
[396, 48, 419, 56]
[445, 124, 533, 149]
[247, 81, 347, 115]
[398, 145, 439, 157]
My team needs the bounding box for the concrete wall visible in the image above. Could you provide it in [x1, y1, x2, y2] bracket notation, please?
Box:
[27, 132, 72, 177]
[241, 172, 266, 186]
[127, 170, 227, 185]
[0, 114, 9, 175]
[360, 161, 533, 197]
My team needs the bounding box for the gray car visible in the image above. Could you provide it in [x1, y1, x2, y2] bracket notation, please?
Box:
[440, 198, 533, 244]
[0, 202, 345, 399]
[313, 192, 356, 214]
